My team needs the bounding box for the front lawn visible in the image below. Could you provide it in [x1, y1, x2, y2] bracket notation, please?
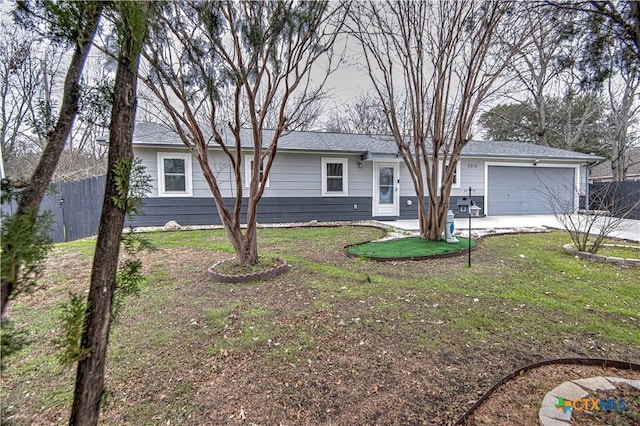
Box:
[1, 227, 639, 425]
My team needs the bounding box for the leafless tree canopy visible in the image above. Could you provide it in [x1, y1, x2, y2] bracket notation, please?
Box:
[350, 0, 523, 239]
[324, 94, 392, 135]
[0, 24, 109, 184]
[481, 2, 640, 181]
[604, 48, 640, 181]
[141, 1, 347, 265]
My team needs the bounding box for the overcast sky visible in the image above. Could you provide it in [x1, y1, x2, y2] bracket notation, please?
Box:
[0, 2, 521, 136]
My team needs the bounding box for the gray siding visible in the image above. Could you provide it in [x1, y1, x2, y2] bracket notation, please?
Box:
[135, 148, 378, 198]
[128, 195, 485, 227]
[453, 159, 485, 196]
[127, 196, 376, 226]
[135, 146, 587, 219]
[136, 147, 239, 198]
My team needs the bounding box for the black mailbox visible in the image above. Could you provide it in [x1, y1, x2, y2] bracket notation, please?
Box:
[457, 197, 471, 214]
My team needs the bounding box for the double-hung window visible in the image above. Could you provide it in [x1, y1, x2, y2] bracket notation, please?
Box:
[244, 155, 270, 188]
[321, 158, 348, 196]
[157, 152, 193, 197]
[441, 161, 461, 189]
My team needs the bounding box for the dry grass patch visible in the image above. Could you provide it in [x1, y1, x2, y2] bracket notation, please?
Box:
[1, 227, 638, 425]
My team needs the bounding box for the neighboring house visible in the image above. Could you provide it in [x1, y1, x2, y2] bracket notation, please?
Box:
[589, 147, 640, 182]
[130, 122, 602, 227]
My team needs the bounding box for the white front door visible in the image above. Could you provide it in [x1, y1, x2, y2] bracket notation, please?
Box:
[374, 162, 399, 216]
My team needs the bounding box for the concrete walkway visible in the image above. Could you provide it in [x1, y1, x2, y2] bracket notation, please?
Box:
[378, 214, 640, 243]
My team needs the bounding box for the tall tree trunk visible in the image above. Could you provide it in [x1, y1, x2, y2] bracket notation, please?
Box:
[15, 4, 102, 217]
[612, 149, 626, 181]
[417, 195, 428, 238]
[69, 3, 148, 423]
[1, 3, 102, 317]
[535, 97, 549, 147]
[243, 201, 259, 265]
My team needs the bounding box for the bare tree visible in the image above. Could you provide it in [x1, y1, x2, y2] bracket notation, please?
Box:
[2, 1, 103, 317]
[325, 94, 392, 135]
[11, 0, 103, 213]
[540, 180, 640, 253]
[487, 3, 608, 155]
[141, 1, 346, 266]
[604, 48, 640, 181]
[350, 1, 522, 240]
[0, 26, 66, 180]
[0, 26, 109, 183]
[499, 3, 572, 147]
[0, 27, 40, 161]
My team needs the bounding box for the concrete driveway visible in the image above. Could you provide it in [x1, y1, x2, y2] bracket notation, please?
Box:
[380, 214, 640, 242]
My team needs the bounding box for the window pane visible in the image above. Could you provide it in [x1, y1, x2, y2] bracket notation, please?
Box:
[327, 177, 343, 192]
[379, 185, 393, 204]
[446, 164, 457, 184]
[250, 160, 266, 182]
[164, 158, 185, 174]
[165, 175, 186, 192]
[327, 163, 343, 177]
[379, 167, 393, 186]
[379, 167, 394, 204]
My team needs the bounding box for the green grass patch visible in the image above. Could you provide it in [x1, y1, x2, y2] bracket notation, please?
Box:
[139, 229, 234, 252]
[347, 236, 476, 258]
[594, 244, 640, 259]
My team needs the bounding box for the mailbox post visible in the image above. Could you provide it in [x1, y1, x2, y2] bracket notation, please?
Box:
[467, 187, 472, 267]
[456, 194, 474, 267]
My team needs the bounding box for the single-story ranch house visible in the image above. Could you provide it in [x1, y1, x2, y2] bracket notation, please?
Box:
[129, 122, 602, 227]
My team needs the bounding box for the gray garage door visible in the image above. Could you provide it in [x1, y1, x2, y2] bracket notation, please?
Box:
[487, 166, 575, 215]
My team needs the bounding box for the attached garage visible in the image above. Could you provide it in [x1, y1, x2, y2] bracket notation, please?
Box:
[486, 165, 576, 215]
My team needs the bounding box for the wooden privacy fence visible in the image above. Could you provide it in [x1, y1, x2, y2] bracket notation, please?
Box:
[589, 181, 640, 220]
[1, 175, 106, 243]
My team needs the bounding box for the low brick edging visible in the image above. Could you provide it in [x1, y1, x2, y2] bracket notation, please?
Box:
[207, 257, 289, 283]
[563, 244, 640, 267]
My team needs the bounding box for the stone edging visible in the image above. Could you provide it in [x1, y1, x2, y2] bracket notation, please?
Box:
[563, 244, 640, 267]
[207, 257, 289, 283]
[538, 376, 640, 426]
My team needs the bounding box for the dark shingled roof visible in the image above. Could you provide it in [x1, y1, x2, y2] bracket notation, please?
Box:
[590, 147, 640, 180]
[132, 121, 602, 162]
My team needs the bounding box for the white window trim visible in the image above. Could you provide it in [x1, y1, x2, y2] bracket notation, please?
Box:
[157, 152, 193, 197]
[321, 157, 348, 196]
[438, 160, 461, 189]
[244, 155, 270, 188]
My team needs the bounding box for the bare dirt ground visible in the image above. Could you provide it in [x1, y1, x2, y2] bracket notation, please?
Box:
[2, 228, 639, 425]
